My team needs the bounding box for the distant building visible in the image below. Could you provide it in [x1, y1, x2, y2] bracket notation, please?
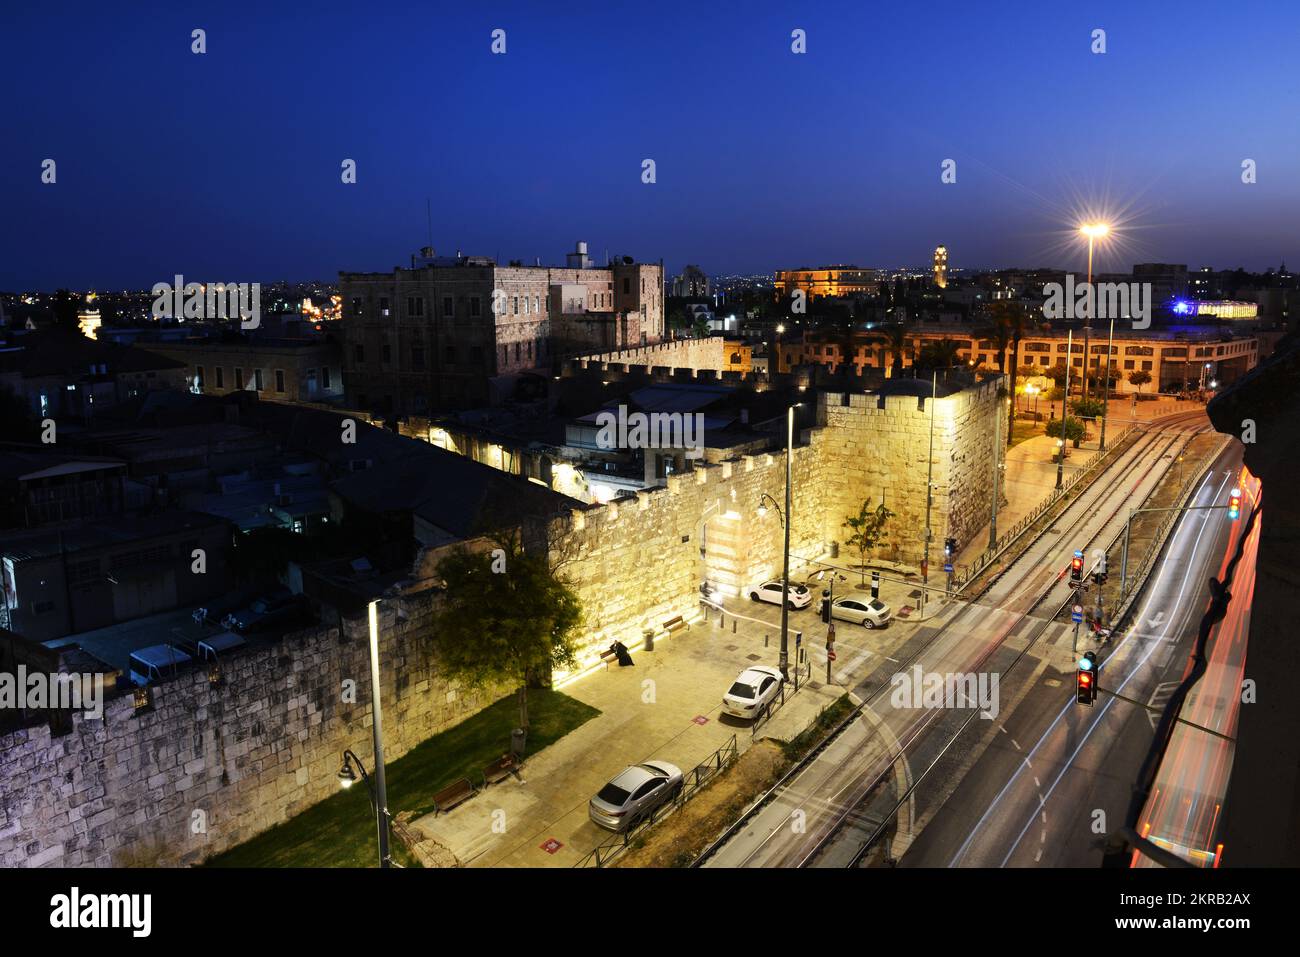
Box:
[774, 266, 879, 299]
[0, 329, 187, 421]
[139, 338, 344, 406]
[672, 265, 711, 299]
[0, 510, 232, 642]
[933, 245, 949, 289]
[339, 241, 664, 415]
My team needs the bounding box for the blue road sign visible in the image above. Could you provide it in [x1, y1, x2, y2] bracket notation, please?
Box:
[943, 563, 954, 573]
[1071, 604, 1084, 623]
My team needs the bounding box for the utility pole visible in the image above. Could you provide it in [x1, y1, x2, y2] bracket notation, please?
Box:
[922, 371, 937, 613]
[1057, 330, 1073, 490]
[989, 392, 1002, 549]
[1099, 317, 1114, 451]
[778, 404, 794, 681]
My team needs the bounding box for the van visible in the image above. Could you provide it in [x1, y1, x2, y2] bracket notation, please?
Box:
[127, 644, 193, 687]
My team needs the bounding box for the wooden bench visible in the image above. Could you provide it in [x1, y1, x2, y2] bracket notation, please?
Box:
[481, 753, 519, 788]
[663, 615, 689, 635]
[431, 777, 477, 814]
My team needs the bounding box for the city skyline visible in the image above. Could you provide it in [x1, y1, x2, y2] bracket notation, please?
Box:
[4, 0, 1299, 289]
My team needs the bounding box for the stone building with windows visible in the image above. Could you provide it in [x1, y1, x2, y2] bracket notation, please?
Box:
[140, 338, 344, 405]
[338, 241, 663, 415]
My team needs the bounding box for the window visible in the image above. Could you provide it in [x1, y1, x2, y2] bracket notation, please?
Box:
[1142, 360, 1153, 371]
[382, 343, 392, 363]
[511, 296, 518, 314]
[470, 297, 481, 317]
[274, 369, 285, 393]
[379, 296, 390, 317]
[470, 345, 484, 366]
[354, 344, 365, 363]
[234, 367, 245, 389]
[351, 297, 363, 316]
[215, 367, 224, 389]
[1124, 359, 1135, 370]
[321, 367, 331, 389]
[194, 366, 204, 391]
[442, 296, 454, 317]
[412, 346, 425, 370]
[253, 368, 264, 391]
[623, 278, 630, 295]
[407, 296, 424, 317]
[445, 345, 456, 363]
[514, 342, 521, 361]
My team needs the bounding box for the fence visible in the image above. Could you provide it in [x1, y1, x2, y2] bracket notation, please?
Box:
[573, 734, 740, 868]
[953, 424, 1140, 591]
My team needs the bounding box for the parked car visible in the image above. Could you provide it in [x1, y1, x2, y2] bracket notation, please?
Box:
[831, 595, 892, 629]
[747, 579, 812, 610]
[588, 761, 684, 832]
[222, 589, 305, 634]
[128, 644, 194, 687]
[722, 665, 784, 718]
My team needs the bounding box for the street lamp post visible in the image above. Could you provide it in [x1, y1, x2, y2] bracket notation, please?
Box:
[759, 403, 798, 682]
[360, 600, 392, 867]
[922, 371, 937, 612]
[1079, 223, 1110, 408]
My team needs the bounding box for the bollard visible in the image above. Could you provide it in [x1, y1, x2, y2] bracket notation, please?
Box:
[732, 619, 737, 633]
[765, 634, 769, 647]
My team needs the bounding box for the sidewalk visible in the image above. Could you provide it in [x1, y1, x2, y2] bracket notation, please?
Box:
[410, 606, 846, 867]
[951, 398, 1208, 576]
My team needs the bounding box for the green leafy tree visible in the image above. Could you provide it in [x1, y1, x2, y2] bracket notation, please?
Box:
[869, 322, 911, 377]
[1128, 369, 1153, 394]
[430, 529, 582, 730]
[1070, 398, 1105, 419]
[1046, 416, 1086, 444]
[842, 499, 896, 583]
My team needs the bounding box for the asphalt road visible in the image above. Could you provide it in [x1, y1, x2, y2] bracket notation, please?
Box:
[903, 439, 1247, 867]
[701, 411, 1216, 868]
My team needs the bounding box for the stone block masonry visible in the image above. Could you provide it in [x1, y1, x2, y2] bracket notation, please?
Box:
[0, 592, 505, 868]
[549, 378, 1004, 668]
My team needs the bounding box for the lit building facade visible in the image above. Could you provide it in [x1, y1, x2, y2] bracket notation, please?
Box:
[774, 265, 879, 299]
[933, 245, 949, 289]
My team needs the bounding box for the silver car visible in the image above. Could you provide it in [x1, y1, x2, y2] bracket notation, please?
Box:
[722, 665, 784, 718]
[831, 595, 891, 629]
[589, 761, 684, 832]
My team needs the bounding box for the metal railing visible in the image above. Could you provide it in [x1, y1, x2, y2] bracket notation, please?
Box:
[953, 423, 1140, 591]
[574, 734, 740, 868]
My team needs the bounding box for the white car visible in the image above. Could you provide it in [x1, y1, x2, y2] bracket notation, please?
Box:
[588, 761, 684, 832]
[747, 579, 812, 610]
[831, 595, 891, 629]
[722, 665, 784, 718]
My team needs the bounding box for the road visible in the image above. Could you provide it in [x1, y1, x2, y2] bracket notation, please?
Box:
[904, 440, 1248, 867]
[701, 410, 1215, 868]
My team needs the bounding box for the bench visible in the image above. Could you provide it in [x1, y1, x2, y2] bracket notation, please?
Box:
[431, 777, 477, 814]
[663, 615, 689, 634]
[481, 753, 519, 788]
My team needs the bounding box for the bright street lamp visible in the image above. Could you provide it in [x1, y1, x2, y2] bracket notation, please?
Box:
[1077, 223, 1110, 406]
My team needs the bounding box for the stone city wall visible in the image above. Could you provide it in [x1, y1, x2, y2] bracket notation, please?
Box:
[0, 592, 505, 868]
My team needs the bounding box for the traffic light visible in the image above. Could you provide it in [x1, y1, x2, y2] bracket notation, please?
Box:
[1228, 487, 1241, 521]
[1070, 551, 1084, 584]
[820, 589, 831, 623]
[1076, 651, 1098, 705]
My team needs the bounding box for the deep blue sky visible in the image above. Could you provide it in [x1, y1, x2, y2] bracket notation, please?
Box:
[4, 0, 1298, 290]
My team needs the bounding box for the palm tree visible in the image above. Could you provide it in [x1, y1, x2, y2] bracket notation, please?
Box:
[869, 322, 912, 377]
[982, 301, 1031, 445]
[915, 337, 963, 370]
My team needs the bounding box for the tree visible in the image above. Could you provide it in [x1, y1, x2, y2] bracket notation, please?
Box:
[869, 322, 911, 377]
[914, 337, 963, 370]
[1046, 416, 1086, 444]
[1128, 369, 1152, 394]
[429, 529, 582, 730]
[1070, 397, 1105, 419]
[842, 499, 896, 583]
[983, 301, 1030, 446]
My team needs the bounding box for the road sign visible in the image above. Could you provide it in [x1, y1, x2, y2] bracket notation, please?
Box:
[1071, 604, 1084, 623]
[943, 563, 954, 573]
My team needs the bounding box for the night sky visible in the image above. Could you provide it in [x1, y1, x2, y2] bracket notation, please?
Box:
[4, 0, 1298, 290]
